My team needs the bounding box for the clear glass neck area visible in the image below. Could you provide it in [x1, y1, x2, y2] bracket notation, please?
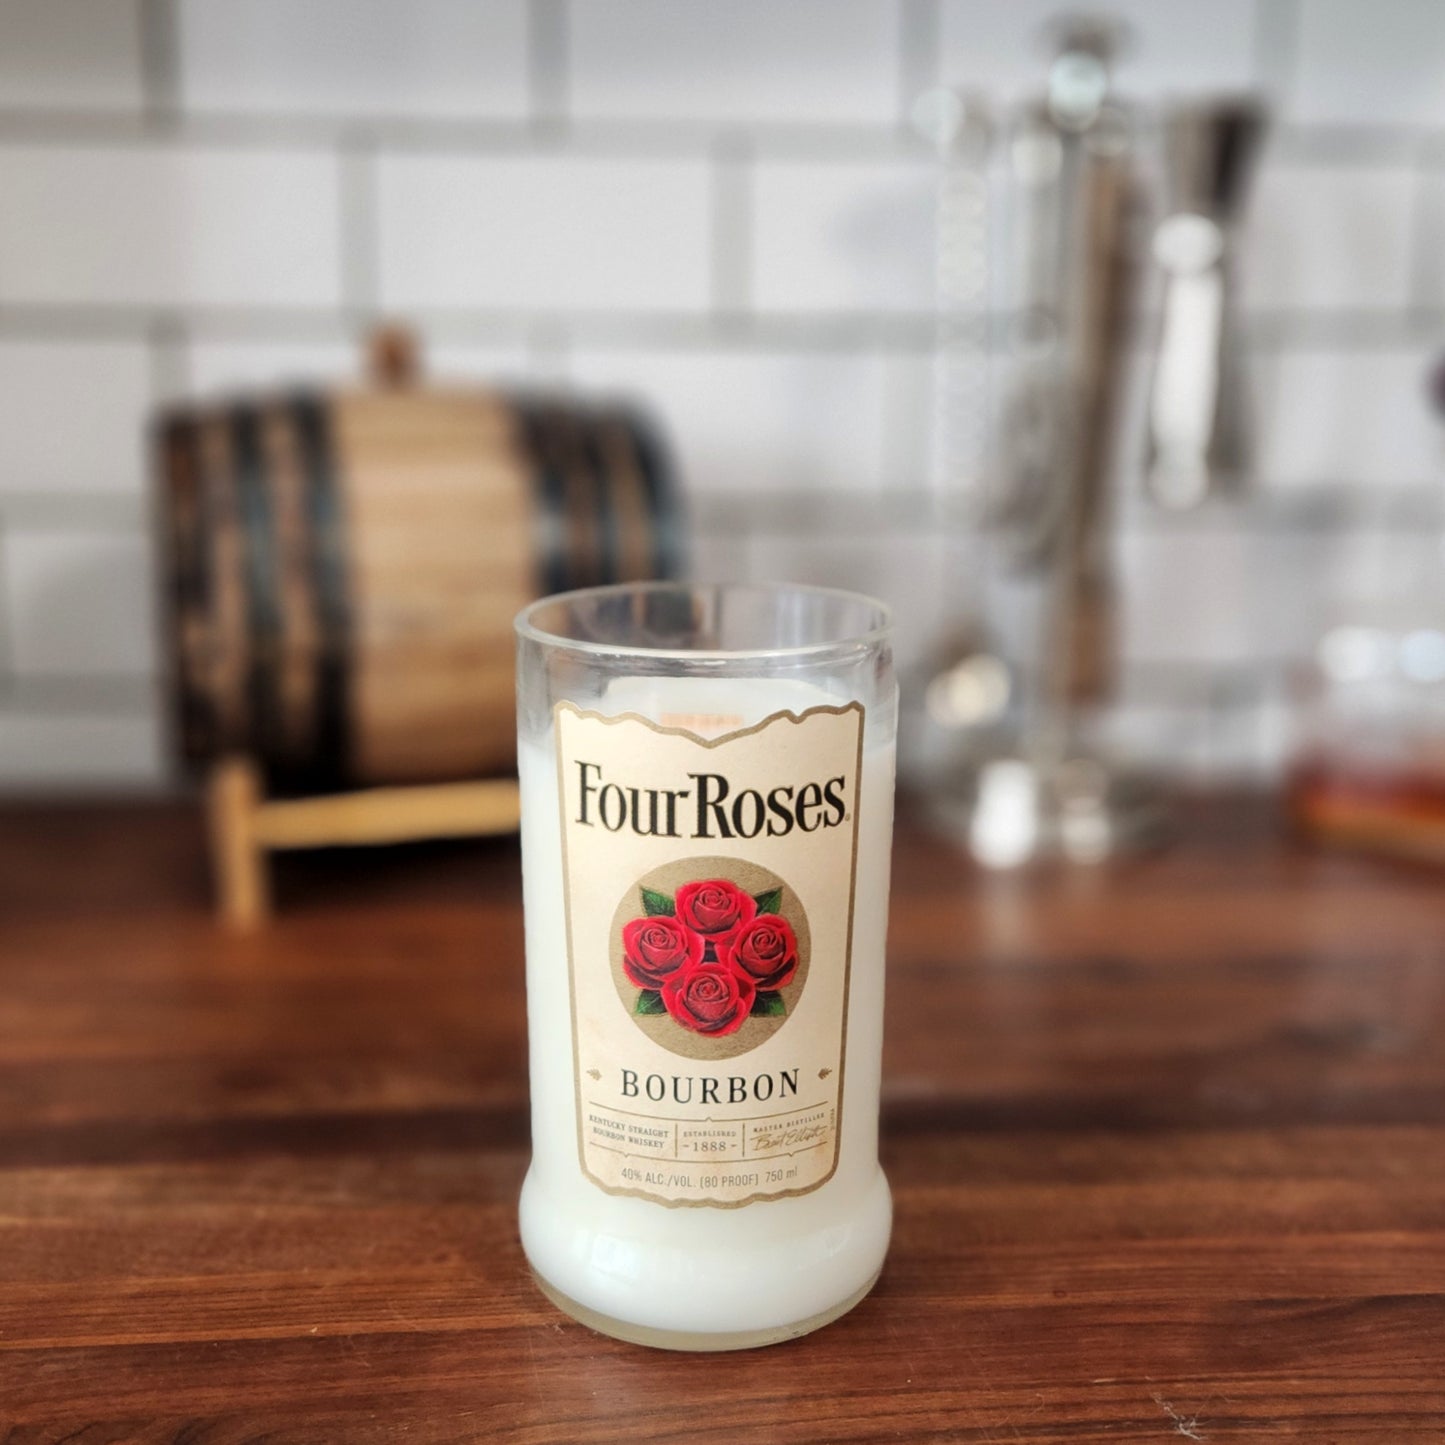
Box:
[516, 583, 896, 745]
[518, 582, 889, 659]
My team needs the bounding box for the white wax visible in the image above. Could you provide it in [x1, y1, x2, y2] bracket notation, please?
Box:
[517, 677, 896, 1338]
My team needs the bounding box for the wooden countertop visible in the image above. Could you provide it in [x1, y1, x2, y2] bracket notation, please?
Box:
[2, 796, 1442, 1441]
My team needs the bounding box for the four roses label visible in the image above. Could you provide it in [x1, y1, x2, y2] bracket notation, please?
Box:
[621, 877, 800, 1037]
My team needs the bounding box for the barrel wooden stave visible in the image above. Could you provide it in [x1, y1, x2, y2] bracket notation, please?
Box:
[158, 382, 680, 794]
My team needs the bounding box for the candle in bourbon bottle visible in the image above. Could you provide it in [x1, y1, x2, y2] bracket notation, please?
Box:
[515, 589, 896, 1350]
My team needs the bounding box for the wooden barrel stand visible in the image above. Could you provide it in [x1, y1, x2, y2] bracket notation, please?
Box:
[206, 757, 522, 928]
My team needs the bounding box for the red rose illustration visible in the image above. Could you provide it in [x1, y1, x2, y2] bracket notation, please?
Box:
[718, 914, 799, 991]
[674, 878, 756, 951]
[621, 915, 704, 990]
[661, 960, 756, 1036]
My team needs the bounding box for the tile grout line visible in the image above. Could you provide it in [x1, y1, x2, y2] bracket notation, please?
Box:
[4, 484, 1430, 535]
[897, 0, 941, 124]
[1404, 145, 1436, 319]
[878, 353, 931, 508]
[7, 673, 160, 716]
[339, 134, 381, 324]
[0, 107, 1436, 165]
[529, 0, 570, 132]
[0, 505, 13, 697]
[0, 495, 151, 529]
[525, 319, 572, 383]
[147, 313, 190, 403]
[709, 135, 754, 319]
[0, 305, 1437, 352]
[137, 0, 181, 124]
[145, 314, 188, 777]
[1251, 0, 1301, 100]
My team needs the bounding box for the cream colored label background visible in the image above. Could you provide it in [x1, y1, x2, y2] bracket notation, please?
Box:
[555, 701, 863, 1208]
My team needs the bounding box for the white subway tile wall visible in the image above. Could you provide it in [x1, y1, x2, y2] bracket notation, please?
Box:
[1409, 170, 1445, 309]
[1116, 531, 1263, 667]
[1241, 165, 1417, 312]
[1290, 0, 1445, 126]
[420, 341, 538, 384]
[3, 529, 156, 678]
[0, 146, 343, 308]
[182, 340, 365, 400]
[0, 714, 163, 790]
[1251, 347, 1443, 490]
[0, 341, 151, 495]
[177, 0, 530, 119]
[568, 0, 900, 125]
[751, 161, 938, 313]
[376, 155, 712, 312]
[568, 349, 896, 495]
[0, 0, 1441, 789]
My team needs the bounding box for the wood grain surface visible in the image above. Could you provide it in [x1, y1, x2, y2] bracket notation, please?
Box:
[1, 797, 1442, 1442]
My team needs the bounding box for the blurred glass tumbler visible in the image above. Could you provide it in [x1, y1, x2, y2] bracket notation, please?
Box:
[515, 583, 897, 1349]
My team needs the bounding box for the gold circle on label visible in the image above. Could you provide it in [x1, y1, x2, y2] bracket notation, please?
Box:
[609, 855, 812, 1062]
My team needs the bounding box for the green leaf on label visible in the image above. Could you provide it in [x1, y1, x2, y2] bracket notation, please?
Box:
[641, 888, 674, 916]
[751, 991, 786, 1017]
[752, 888, 782, 915]
[635, 989, 666, 1015]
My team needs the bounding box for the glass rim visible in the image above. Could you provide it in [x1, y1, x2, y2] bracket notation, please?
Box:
[514, 580, 893, 663]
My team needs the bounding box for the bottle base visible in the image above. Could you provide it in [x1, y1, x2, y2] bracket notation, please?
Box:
[530, 1266, 883, 1352]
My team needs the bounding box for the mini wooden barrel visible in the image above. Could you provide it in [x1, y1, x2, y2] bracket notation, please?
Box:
[158, 380, 681, 792]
